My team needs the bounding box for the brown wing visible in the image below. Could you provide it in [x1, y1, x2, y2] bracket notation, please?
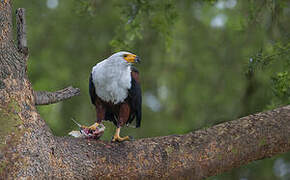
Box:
[127, 67, 142, 127]
[89, 73, 105, 123]
[114, 67, 142, 128]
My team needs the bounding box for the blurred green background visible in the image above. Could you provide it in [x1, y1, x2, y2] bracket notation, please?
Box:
[13, 0, 290, 179]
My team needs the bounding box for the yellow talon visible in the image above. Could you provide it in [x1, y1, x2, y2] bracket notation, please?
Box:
[111, 127, 130, 142]
[112, 135, 130, 142]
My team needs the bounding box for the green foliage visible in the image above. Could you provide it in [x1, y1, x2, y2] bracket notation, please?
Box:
[247, 43, 290, 74]
[246, 42, 290, 108]
[272, 71, 290, 99]
[75, 0, 178, 51]
[245, 0, 290, 110]
[75, 0, 99, 16]
[111, 0, 178, 51]
[268, 71, 290, 109]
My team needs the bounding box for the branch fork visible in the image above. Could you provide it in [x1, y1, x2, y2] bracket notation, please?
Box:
[15, 8, 80, 105]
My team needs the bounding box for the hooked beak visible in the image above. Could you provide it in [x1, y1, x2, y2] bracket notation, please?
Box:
[135, 56, 141, 63]
[124, 53, 141, 64]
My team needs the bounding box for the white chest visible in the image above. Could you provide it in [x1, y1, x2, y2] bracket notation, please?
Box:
[92, 61, 131, 104]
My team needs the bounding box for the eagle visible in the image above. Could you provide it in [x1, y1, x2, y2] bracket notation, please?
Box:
[89, 51, 142, 142]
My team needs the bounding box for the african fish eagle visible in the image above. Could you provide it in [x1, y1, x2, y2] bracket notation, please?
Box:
[89, 51, 142, 142]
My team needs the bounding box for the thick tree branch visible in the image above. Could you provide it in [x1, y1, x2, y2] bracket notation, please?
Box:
[16, 8, 28, 56]
[0, 0, 12, 47]
[33, 86, 80, 105]
[51, 105, 290, 179]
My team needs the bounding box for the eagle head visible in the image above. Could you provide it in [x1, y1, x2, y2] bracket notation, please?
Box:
[109, 51, 140, 64]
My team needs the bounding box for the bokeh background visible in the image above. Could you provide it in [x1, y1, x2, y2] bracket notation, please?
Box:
[13, 0, 290, 179]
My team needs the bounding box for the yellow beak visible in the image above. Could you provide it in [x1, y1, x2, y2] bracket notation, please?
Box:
[124, 54, 140, 63]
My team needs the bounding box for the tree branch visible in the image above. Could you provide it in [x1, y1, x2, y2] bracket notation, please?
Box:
[15, 9, 79, 106]
[16, 8, 28, 57]
[33, 86, 80, 105]
[49, 105, 290, 179]
[0, 0, 13, 47]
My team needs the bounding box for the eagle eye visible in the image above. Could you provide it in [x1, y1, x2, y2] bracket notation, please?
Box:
[123, 54, 128, 58]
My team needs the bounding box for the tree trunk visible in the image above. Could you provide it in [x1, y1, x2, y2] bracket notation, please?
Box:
[1, 1, 290, 179]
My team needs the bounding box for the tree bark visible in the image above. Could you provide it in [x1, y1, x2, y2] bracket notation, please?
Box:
[1, 1, 290, 179]
[16, 8, 28, 57]
[33, 86, 80, 105]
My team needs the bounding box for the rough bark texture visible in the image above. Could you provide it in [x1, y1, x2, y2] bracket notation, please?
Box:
[34, 86, 80, 105]
[16, 8, 28, 56]
[54, 106, 290, 179]
[0, 0, 12, 48]
[0, 1, 290, 179]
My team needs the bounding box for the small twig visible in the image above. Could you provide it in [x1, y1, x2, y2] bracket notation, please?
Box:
[34, 86, 80, 105]
[263, 48, 290, 61]
[16, 8, 28, 57]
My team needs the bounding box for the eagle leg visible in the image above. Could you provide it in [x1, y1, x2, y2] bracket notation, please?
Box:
[111, 103, 131, 142]
[96, 104, 105, 124]
[111, 127, 130, 142]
